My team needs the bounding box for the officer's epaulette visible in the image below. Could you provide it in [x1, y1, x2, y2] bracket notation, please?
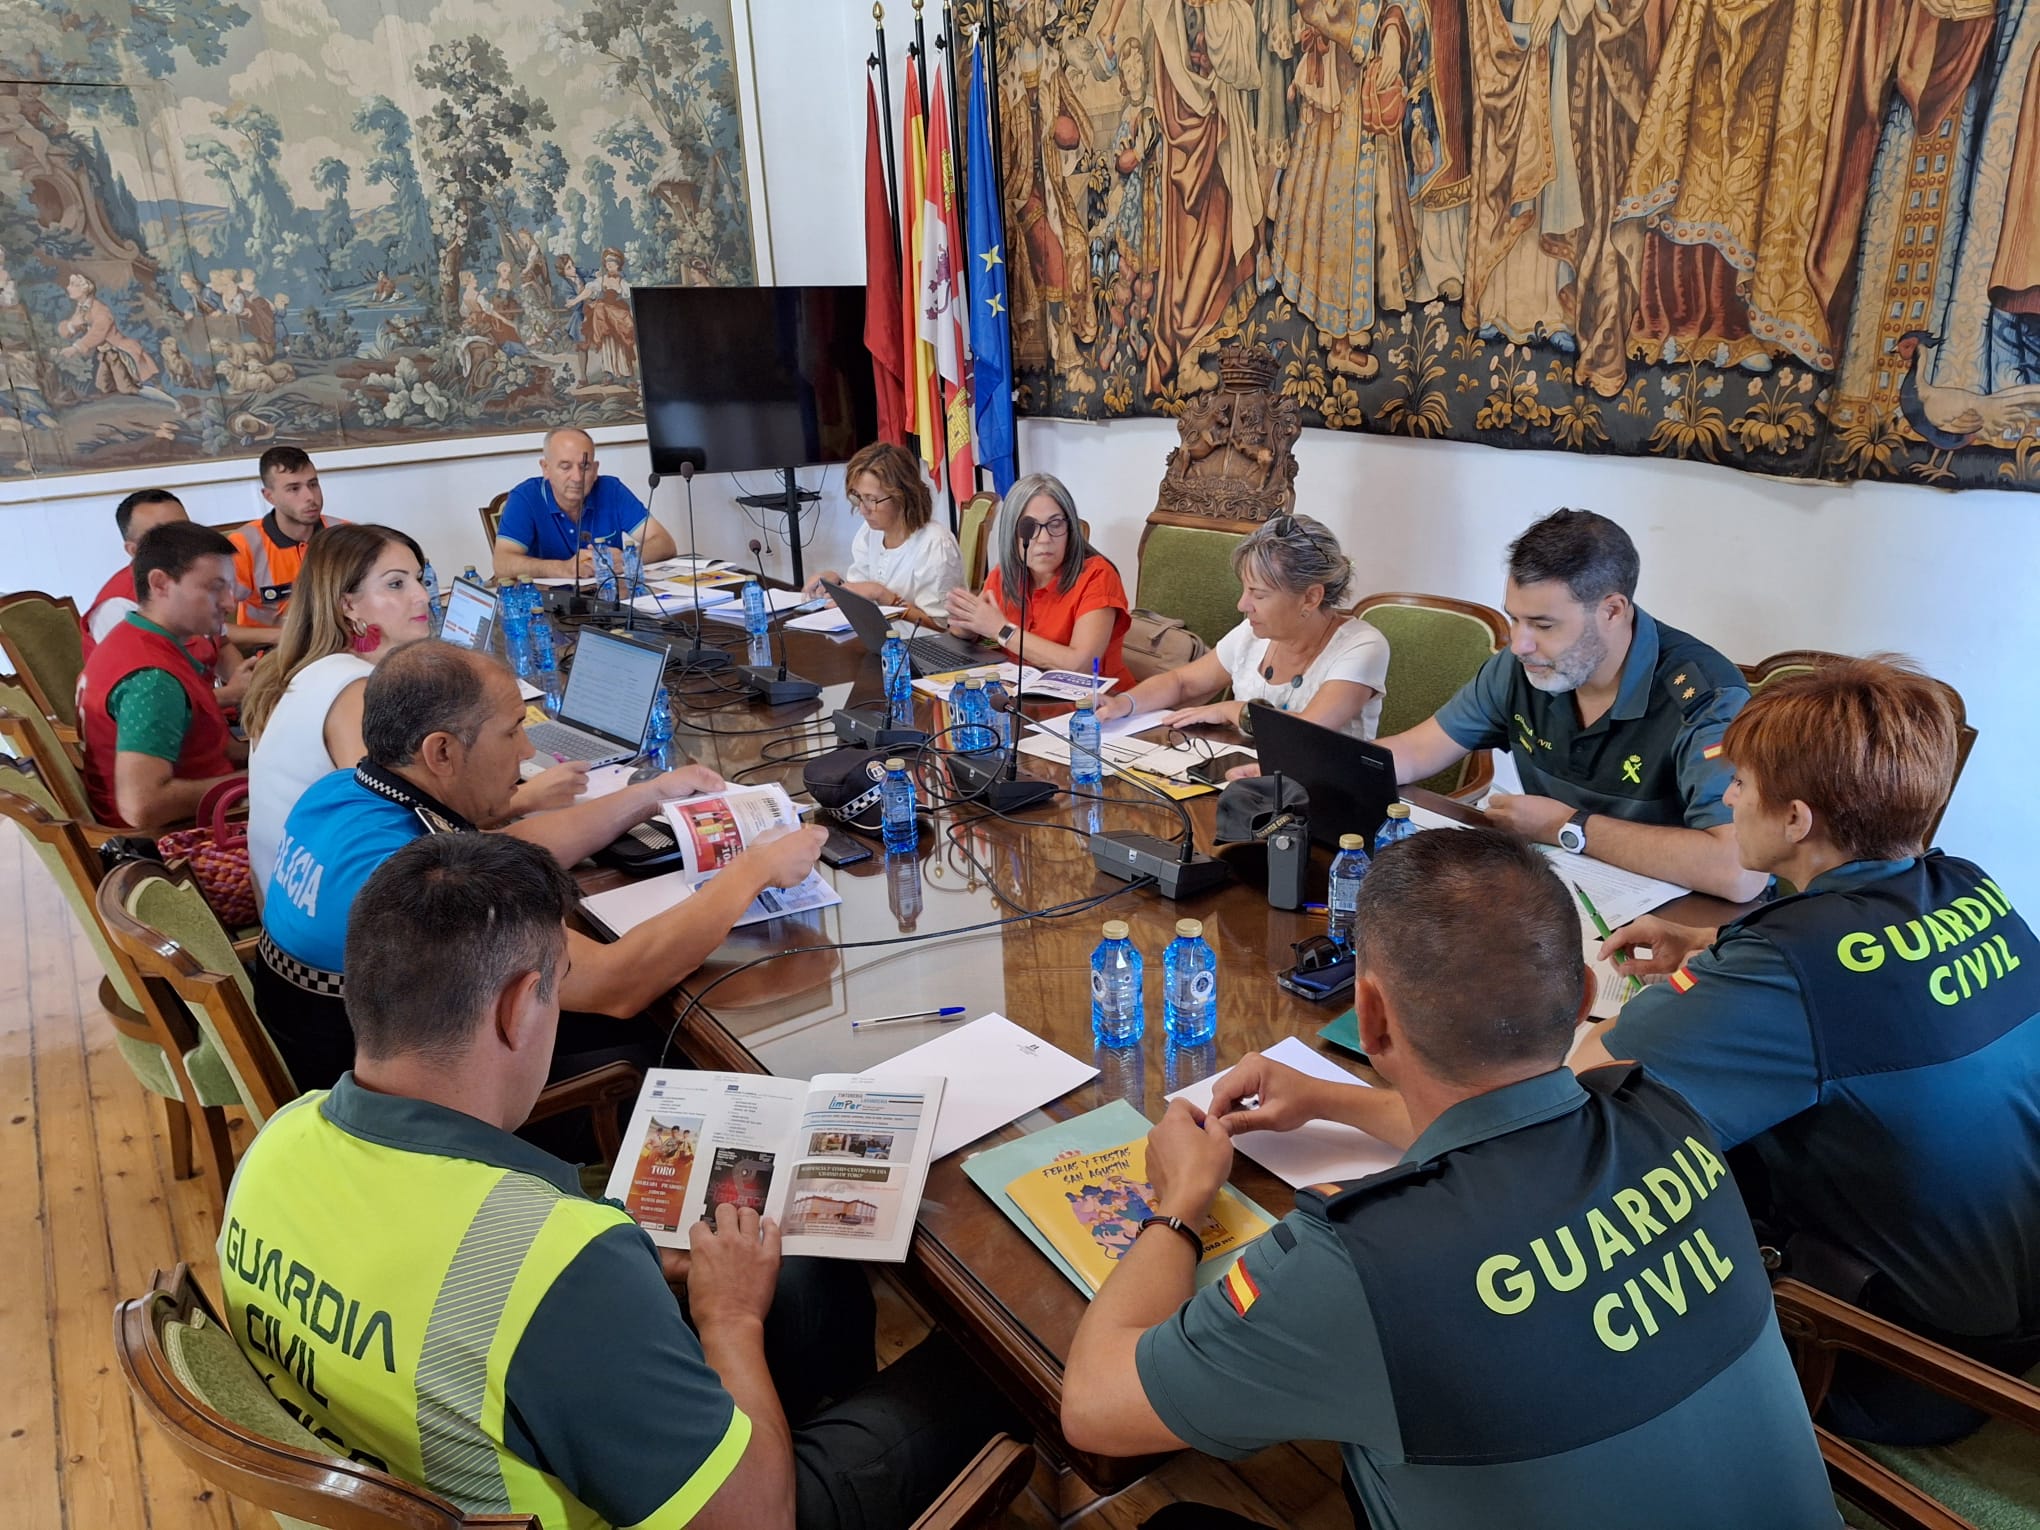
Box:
[1660, 650, 1745, 720]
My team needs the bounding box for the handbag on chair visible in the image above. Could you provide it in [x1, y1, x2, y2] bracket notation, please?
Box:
[1121, 609, 1207, 683]
[151, 778, 256, 930]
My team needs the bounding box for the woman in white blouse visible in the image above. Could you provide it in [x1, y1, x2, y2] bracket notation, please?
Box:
[805, 441, 964, 615]
[1097, 512, 1388, 748]
[242, 524, 583, 899]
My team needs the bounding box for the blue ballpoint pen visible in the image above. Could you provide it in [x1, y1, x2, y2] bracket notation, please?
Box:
[850, 1006, 968, 1030]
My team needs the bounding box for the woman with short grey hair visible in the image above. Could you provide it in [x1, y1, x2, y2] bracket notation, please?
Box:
[1097, 512, 1389, 747]
[945, 472, 1135, 683]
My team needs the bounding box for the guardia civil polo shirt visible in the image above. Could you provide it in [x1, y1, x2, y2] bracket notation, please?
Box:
[1431, 607, 1746, 827]
[1135, 1067, 1838, 1530]
[497, 476, 650, 562]
[219, 1075, 748, 1529]
[1608, 854, 2040, 1350]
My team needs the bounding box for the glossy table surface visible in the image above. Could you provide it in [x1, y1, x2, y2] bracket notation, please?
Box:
[569, 611, 1748, 1484]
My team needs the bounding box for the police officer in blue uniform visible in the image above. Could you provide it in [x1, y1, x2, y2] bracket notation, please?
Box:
[1062, 828, 1836, 1530]
[1576, 657, 2040, 1444]
[1377, 509, 1768, 902]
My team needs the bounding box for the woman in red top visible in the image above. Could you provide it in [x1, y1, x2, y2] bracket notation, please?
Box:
[945, 473, 1134, 685]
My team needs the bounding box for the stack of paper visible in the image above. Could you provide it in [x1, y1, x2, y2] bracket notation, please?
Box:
[868, 1013, 1098, 1159]
[698, 585, 811, 623]
[788, 603, 902, 635]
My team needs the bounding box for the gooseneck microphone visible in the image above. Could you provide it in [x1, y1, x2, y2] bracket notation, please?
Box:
[674, 459, 732, 671]
[952, 524, 1056, 810]
[738, 536, 821, 704]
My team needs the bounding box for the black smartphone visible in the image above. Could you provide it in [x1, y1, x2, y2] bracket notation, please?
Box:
[820, 826, 873, 868]
[1277, 956, 1355, 1003]
[1187, 750, 1258, 787]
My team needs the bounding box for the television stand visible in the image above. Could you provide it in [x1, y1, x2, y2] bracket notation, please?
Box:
[733, 468, 823, 588]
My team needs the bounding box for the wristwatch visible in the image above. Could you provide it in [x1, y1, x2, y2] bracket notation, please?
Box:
[1557, 808, 1593, 854]
[997, 622, 1017, 647]
[1138, 1214, 1205, 1258]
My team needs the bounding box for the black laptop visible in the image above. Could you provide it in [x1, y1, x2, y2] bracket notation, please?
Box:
[822, 578, 993, 677]
[1246, 702, 1401, 849]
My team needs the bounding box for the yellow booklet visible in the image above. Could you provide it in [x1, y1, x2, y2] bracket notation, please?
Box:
[1004, 1137, 1271, 1295]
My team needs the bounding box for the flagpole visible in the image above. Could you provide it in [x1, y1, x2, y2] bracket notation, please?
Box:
[978, 0, 1016, 478]
[870, 5, 900, 249]
[909, 0, 930, 119]
[913, 0, 960, 534]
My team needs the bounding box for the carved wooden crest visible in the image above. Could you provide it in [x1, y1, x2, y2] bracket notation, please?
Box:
[1154, 344, 1300, 523]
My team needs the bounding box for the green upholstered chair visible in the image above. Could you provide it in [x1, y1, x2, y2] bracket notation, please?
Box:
[1133, 514, 1260, 654]
[1775, 1279, 2040, 1530]
[1740, 651, 1976, 846]
[0, 589, 85, 734]
[0, 761, 240, 1196]
[0, 679, 99, 828]
[958, 489, 998, 592]
[117, 1264, 532, 1530]
[1351, 592, 1510, 799]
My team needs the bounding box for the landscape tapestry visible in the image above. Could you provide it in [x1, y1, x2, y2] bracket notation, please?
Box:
[0, 0, 755, 480]
[994, 0, 2040, 490]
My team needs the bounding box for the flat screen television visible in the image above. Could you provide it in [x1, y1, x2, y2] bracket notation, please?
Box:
[631, 285, 879, 477]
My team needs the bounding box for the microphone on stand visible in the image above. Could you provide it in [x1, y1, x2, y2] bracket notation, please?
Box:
[950, 519, 1055, 810]
[738, 536, 821, 704]
[674, 458, 731, 671]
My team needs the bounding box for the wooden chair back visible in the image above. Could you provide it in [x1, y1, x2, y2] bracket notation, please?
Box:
[1, 684, 99, 827]
[958, 490, 999, 591]
[116, 1264, 538, 1530]
[0, 588, 86, 732]
[1350, 591, 1511, 800]
[479, 492, 508, 548]
[1738, 651, 1976, 845]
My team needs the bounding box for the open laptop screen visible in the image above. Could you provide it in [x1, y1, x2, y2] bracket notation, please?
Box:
[558, 627, 666, 747]
[439, 577, 496, 652]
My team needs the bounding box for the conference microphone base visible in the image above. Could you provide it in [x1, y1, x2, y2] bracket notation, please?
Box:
[949, 750, 1058, 811]
[831, 707, 932, 751]
[1089, 832, 1233, 899]
[740, 666, 823, 705]
[678, 646, 733, 671]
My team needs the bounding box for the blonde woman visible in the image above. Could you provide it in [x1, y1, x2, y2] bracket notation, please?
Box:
[243, 524, 585, 897]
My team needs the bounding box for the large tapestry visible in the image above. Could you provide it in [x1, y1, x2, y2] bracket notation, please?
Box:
[0, 0, 754, 480]
[995, 0, 2040, 491]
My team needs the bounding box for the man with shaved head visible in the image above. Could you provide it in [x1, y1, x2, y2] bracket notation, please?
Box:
[493, 425, 677, 581]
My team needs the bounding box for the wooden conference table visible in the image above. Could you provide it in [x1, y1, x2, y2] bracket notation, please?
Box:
[573, 616, 1746, 1493]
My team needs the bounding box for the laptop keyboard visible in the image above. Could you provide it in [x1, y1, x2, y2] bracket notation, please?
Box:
[910, 633, 993, 675]
[527, 719, 631, 763]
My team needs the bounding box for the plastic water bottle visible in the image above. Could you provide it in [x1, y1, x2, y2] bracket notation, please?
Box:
[1068, 695, 1103, 785]
[644, 684, 674, 767]
[461, 564, 481, 584]
[742, 580, 769, 637]
[984, 676, 1013, 752]
[886, 851, 922, 932]
[1090, 919, 1144, 1047]
[880, 756, 917, 853]
[420, 561, 443, 631]
[961, 677, 996, 752]
[1328, 833, 1371, 950]
[1375, 802, 1417, 854]
[1163, 918, 1218, 1046]
[622, 539, 644, 598]
[595, 540, 619, 604]
[499, 579, 533, 677]
[881, 635, 912, 729]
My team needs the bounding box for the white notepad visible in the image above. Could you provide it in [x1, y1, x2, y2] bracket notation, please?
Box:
[1167, 1036, 1403, 1188]
[868, 1013, 1098, 1160]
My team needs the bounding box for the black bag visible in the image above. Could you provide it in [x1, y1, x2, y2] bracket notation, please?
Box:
[801, 747, 895, 833]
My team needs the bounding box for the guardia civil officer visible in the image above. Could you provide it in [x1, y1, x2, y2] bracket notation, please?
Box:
[1377, 509, 1767, 901]
[1573, 657, 2040, 1444]
[223, 832, 1021, 1530]
[1062, 827, 1837, 1530]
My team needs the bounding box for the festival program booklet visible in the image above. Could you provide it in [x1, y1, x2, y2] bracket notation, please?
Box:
[971, 1101, 1273, 1298]
[603, 1069, 947, 1263]
[912, 662, 1119, 703]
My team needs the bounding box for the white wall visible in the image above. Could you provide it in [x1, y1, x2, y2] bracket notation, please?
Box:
[3, 0, 2033, 897]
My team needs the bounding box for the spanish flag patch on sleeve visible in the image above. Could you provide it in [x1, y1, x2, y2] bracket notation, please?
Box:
[1222, 1258, 1261, 1318]
[1669, 965, 1698, 993]
[1702, 743, 1725, 760]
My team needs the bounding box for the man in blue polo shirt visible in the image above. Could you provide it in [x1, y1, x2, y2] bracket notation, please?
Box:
[493, 426, 677, 581]
[1378, 509, 1766, 900]
[259, 640, 824, 1089]
[1575, 657, 2040, 1444]
[1061, 828, 1836, 1530]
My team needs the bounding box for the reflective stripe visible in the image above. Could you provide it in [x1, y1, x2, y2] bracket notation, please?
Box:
[415, 1174, 563, 1511]
[630, 1407, 753, 1530]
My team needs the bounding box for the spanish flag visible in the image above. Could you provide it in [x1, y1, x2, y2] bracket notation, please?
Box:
[1702, 743, 1725, 760]
[1222, 1258, 1260, 1318]
[1669, 965, 1698, 994]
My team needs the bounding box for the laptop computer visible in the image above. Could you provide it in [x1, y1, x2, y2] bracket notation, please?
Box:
[1247, 702, 1400, 850]
[525, 625, 667, 766]
[438, 576, 496, 652]
[823, 578, 993, 677]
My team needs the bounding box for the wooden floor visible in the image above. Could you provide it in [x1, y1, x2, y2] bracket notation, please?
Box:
[0, 820, 1348, 1529]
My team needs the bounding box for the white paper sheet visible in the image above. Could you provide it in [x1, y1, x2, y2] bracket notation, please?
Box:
[697, 585, 811, 623]
[1166, 1036, 1403, 1187]
[581, 867, 841, 937]
[1534, 849, 1688, 930]
[868, 1013, 1098, 1160]
[1032, 708, 1171, 741]
[787, 603, 903, 635]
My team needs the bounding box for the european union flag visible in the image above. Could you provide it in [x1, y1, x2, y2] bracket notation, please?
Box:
[966, 41, 1016, 495]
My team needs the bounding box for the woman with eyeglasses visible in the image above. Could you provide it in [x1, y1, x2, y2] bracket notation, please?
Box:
[1095, 513, 1387, 746]
[805, 442, 964, 614]
[944, 472, 1136, 684]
